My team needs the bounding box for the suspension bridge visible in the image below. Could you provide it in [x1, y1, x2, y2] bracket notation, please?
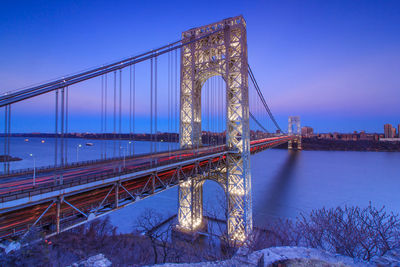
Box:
[0, 16, 301, 245]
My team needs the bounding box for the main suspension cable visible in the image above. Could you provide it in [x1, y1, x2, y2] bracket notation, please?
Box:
[248, 65, 283, 133]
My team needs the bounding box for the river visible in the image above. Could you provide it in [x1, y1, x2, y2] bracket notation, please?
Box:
[2, 137, 400, 233]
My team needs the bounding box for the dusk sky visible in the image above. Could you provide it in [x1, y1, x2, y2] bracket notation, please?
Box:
[1, 0, 399, 133]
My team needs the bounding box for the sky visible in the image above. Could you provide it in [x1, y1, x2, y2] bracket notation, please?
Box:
[0, 0, 399, 133]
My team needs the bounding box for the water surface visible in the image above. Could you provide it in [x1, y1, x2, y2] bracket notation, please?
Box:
[3, 137, 400, 232]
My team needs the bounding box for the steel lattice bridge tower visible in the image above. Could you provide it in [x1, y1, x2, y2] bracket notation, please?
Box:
[0, 15, 302, 247]
[178, 16, 251, 242]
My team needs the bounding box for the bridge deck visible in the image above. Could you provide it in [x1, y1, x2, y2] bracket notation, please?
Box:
[0, 136, 292, 240]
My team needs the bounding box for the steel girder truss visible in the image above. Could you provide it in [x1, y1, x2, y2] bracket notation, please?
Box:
[0, 155, 226, 241]
[288, 116, 302, 150]
[178, 16, 252, 242]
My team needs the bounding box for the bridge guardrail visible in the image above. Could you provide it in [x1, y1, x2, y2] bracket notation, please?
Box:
[0, 146, 189, 179]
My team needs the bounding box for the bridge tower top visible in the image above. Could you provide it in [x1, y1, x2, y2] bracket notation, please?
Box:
[288, 116, 301, 136]
[182, 15, 246, 39]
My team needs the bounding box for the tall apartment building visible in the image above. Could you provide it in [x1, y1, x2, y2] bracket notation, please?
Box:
[392, 127, 397, 138]
[384, 124, 394, 138]
[301, 126, 314, 137]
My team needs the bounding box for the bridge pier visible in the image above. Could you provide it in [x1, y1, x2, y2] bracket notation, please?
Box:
[288, 116, 302, 150]
[177, 178, 204, 232]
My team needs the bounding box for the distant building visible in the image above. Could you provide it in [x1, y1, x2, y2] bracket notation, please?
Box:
[392, 127, 397, 138]
[398, 124, 400, 138]
[359, 131, 367, 140]
[301, 126, 313, 137]
[384, 124, 393, 138]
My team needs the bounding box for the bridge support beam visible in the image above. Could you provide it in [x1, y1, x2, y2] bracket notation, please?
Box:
[177, 178, 203, 231]
[115, 182, 119, 208]
[56, 197, 61, 234]
[178, 16, 252, 243]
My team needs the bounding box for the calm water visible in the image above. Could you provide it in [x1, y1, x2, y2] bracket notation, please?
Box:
[2, 137, 180, 171]
[2, 137, 400, 232]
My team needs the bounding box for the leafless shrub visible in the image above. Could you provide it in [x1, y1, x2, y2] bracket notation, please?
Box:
[3, 203, 399, 265]
[248, 218, 300, 251]
[296, 203, 400, 261]
[134, 208, 173, 264]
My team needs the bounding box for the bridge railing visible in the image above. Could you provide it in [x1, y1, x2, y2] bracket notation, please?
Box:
[0, 145, 216, 178]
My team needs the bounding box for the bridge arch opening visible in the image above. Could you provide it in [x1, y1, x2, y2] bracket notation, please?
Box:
[203, 179, 227, 234]
[200, 75, 226, 147]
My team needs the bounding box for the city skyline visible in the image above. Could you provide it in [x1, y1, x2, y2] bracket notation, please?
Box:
[1, 1, 399, 133]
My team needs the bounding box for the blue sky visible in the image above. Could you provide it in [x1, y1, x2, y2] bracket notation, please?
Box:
[1, 0, 399, 133]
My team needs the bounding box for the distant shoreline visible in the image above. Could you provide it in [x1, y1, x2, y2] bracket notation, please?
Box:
[277, 137, 400, 152]
[0, 155, 22, 162]
[3, 134, 399, 152]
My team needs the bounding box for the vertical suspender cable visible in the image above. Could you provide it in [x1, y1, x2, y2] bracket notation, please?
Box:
[129, 65, 132, 156]
[104, 74, 108, 159]
[119, 69, 122, 157]
[7, 105, 11, 173]
[55, 89, 58, 167]
[219, 77, 222, 145]
[216, 77, 219, 145]
[4, 106, 8, 173]
[61, 87, 65, 168]
[155, 56, 158, 156]
[167, 51, 171, 153]
[113, 71, 117, 158]
[217, 78, 219, 145]
[170, 50, 172, 150]
[215, 77, 218, 145]
[3, 105, 10, 174]
[213, 77, 216, 145]
[7, 105, 10, 173]
[150, 57, 153, 165]
[221, 77, 223, 145]
[175, 49, 178, 148]
[220, 77, 222, 145]
[65, 86, 69, 164]
[101, 75, 104, 160]
[132, 64, 135, 156]
[206, 80, 209, 146]
[209, 79, 212, 145]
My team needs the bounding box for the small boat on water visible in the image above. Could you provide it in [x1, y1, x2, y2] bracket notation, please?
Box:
[86, 143, 94, 146]
[24, 138, 29, 142]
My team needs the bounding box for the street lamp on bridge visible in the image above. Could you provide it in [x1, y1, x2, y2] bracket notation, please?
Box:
[76, 144, 82, 162]
[29, 153, 36, 186]
[119, 146, 126, 169]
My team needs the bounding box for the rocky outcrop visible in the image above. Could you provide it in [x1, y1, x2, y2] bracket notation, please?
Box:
[68, 247, 400, 267]
[68, 254, 112, 267]
[149, 246, 369, 267]
[371, 249, 400, 266]
[259, 246, 366, 266]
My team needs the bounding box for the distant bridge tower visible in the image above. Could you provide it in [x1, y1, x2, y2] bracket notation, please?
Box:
[178, 16, 252, 243]
[288, 116, 302, 150]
